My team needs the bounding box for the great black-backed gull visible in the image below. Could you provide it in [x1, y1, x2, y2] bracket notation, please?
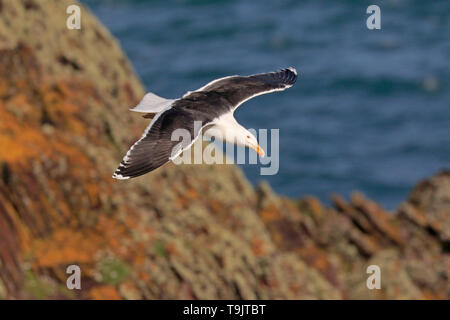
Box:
[113, 67, 298, 179]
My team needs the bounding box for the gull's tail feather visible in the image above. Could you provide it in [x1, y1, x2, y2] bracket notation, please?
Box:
[130, 92, 174, 114]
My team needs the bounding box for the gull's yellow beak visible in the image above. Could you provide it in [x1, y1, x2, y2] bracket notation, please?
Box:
[251, 143, 265, 157]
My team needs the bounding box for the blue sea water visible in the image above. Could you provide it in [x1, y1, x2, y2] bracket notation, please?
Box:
[83, 0, 450, 209]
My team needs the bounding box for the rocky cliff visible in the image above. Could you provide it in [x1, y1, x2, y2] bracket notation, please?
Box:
[0, 0, 448, 299]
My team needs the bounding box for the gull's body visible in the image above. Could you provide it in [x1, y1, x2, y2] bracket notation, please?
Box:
[113, 68, 298, 179]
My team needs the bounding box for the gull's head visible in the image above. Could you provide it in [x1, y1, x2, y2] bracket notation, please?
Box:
[239, 129, 265, 157]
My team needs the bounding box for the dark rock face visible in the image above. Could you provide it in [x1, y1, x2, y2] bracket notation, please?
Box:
[0, 0, 448, 299]
[405, 171, 450, 244]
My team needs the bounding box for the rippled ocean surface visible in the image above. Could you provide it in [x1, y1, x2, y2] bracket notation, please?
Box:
[83, 0, 450, 209]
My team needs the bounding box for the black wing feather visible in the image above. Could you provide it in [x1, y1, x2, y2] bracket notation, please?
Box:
[189, 67, 298, 111]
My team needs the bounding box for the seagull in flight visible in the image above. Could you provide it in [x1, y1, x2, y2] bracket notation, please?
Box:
[113, 67, 298, 179]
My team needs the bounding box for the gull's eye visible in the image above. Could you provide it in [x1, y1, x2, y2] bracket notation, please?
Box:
[246, 135, 250, 139]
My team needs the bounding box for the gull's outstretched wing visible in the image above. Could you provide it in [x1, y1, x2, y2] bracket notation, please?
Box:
[182, 67, 298, 114]
[113, 107, 212, 179]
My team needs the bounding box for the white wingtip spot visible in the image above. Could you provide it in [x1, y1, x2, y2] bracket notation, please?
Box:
[112, 173, 130, 180]
[287, 67, 297, 75]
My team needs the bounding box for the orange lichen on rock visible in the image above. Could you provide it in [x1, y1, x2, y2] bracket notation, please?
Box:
[89, 285, 122, 300]
[0, 111, 48, 165]
[28, 229, 103, 267]
[259, 206, 283, 223]
[251, 236, 266, 256]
